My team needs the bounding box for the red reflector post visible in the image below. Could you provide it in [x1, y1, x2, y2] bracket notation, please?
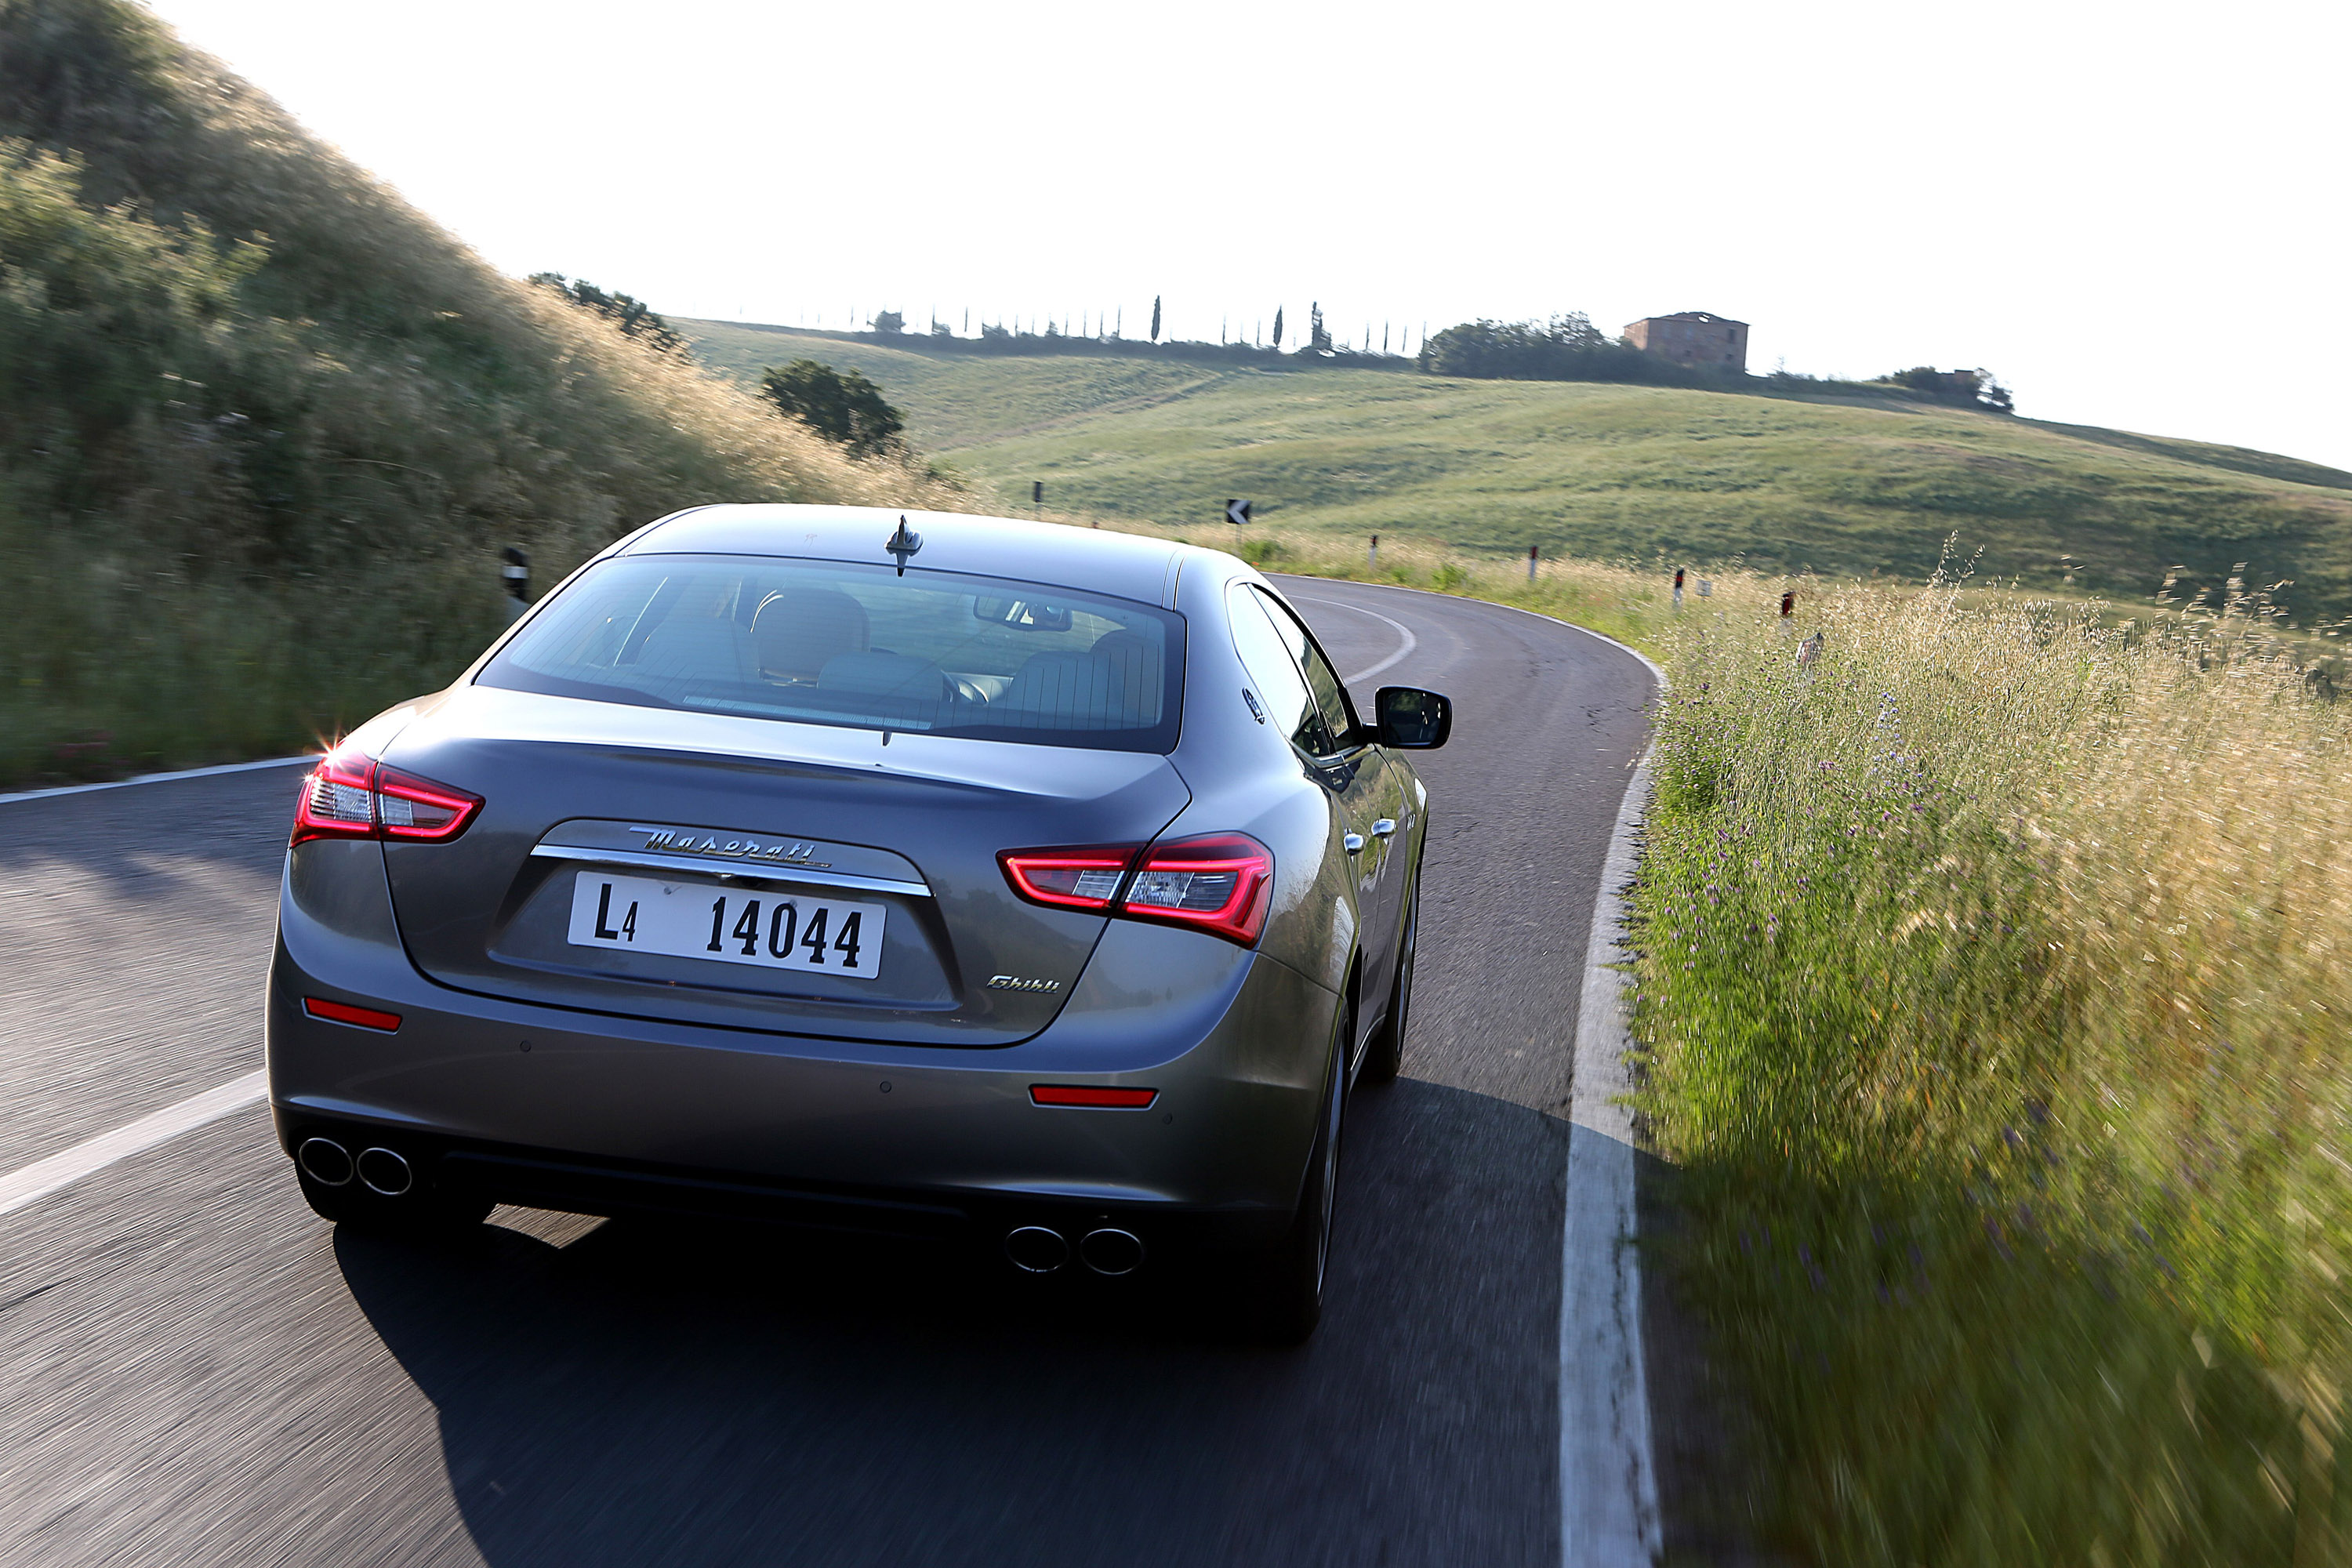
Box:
[1030, 1085, 1158, 1109]
[303, 996, 402, 1032]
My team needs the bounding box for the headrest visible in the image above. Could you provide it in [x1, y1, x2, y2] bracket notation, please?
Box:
[753, 588, 871, 682]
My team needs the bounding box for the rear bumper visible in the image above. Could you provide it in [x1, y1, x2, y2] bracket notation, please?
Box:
[265, 852, 1336, 1248]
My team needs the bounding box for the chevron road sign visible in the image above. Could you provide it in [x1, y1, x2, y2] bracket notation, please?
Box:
[1224, 499, 1252, 528]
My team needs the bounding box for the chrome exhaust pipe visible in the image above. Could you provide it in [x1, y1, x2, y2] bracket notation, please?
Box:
[1004, 1225, 1069, 1275]
[1079, 1228, 1145, 1277]
[355, 1146, 413, 1197]
[296, 1137, 353, 1187]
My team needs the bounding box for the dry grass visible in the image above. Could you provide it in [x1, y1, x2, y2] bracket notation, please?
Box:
[1630, 569, 2352, 1563]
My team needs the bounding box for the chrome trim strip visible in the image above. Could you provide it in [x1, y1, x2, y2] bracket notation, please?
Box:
[528, 844, 931, 898]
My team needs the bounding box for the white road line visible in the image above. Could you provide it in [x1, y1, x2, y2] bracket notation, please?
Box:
[1289, 593, 1421, 684]
[0, 1072, 267, 1220]
[1563, 740, 1664, 1566]
[0, 754, 314, 809]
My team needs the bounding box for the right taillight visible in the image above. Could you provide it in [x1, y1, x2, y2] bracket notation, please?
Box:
[1117, 832, 1275, 946]
[292, 742, 482, 848]
[999, 833, 1276, 946]
[998, 845, 1142, 910]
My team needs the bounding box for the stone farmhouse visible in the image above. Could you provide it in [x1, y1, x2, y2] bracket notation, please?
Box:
[1625, 311, 1748, 373]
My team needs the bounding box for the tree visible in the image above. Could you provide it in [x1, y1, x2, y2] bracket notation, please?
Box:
[1272, 307, 1284, 349]
[528, 273, 686, 354]
[1149, 295, 1161, 342]
[869, 310, 905, 335]
[758, 359, 905, 460]
[1886, 365, 2015, 412]
[1308, 302, 1331, 352]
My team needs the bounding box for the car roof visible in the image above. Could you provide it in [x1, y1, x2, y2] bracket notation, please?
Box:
[617, 504, 1213, 608]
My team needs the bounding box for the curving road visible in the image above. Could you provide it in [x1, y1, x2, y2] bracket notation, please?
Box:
[0, 579, 1654, 1567]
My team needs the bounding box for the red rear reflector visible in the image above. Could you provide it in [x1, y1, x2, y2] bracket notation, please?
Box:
[292, 742, 481, 848]
[303, 996, 402, 1032]
[1030, 1085, 1158, 1109]
[998, 845, 1142, 910]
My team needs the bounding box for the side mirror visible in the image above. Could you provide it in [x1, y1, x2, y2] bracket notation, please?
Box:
[1374, 686, 1451, 750]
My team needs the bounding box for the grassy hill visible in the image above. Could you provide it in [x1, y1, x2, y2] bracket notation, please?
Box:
[685, 320, 2352, 622]
[0, 0, 943, 786]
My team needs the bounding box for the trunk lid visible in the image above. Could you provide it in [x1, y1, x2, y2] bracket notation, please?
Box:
[377, 687, 1189, 1046]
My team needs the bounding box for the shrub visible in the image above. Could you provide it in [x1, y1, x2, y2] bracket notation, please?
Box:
[758, 359, 907, 462]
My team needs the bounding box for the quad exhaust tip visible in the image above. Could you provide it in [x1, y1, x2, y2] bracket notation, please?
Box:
[1005, 1225, 1147, 1276]
[1079, 1228, 1145, 1276]
[356, 1146, 414, 1197]
[1005, 1225, 1069, 1274]
[297, 1137, 354, 1188]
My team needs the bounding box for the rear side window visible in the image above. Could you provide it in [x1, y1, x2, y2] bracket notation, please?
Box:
[1251, 588, 1360, 746]
[477, 554, 1184, 753]
[1228, 585, 1333, 757]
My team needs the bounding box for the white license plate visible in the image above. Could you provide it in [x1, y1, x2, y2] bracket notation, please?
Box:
[566, 872, 885, 979]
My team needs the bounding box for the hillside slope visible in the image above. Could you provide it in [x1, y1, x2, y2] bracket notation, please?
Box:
[0, 0, 944, 786]
[685, 321, 2352, 620]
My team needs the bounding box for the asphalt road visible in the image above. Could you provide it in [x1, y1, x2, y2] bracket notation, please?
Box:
[0, 579, 1655, 1567]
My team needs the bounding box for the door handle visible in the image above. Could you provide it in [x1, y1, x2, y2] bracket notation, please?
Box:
[1344, 833, 1366, 854]
[1371, 818, 1396, 838]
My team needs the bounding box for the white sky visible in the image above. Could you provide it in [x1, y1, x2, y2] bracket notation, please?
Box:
[143, 0, 2350, 469]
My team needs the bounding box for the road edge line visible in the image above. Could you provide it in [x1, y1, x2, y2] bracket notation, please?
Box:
[0, 753, 315, 808]
[0, 1071, 269, 1220]
[1563, 736, 1664, 1565]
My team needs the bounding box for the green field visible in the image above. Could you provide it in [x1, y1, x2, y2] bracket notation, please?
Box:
[684, 321, 2352, 622]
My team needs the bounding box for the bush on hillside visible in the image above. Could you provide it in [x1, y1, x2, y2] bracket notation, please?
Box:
[758, 359, 906, 462]
[1884, 364, 2015, 412]
[527, 272, 685, 354]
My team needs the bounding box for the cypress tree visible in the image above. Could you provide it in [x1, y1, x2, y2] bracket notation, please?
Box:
[1272, 307, 1284, 349]
[1150, 296, 1162, 341]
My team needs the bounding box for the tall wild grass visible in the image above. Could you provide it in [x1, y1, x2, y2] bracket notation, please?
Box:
[1633, 571, 2352, 1563]
[0, 0, 951, 786]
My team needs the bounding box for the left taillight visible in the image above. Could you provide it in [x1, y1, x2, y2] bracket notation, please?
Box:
[292, 744, 481, 848]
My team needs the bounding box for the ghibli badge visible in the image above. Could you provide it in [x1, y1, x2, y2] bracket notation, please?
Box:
[987, 975, 1062, 993]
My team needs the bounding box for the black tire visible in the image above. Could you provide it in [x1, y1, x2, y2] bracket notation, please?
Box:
[1357, 863, 1419, 1084]
[296, 1167, 491, 1232]
[1254, 997, 1350, 1345]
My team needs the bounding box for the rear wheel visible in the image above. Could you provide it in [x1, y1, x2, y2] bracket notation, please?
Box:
[1252, 997, 1350, 1344]
[1358, 863, 1419, 1084]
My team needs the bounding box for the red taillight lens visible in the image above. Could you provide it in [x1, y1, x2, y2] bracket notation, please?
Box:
[375, 765, 483, 840]
[1117, 832, 1274, 946]
[1030, 1085, 1158, 1109]
[997, 845, 1141, 910]
[303, 996, 401, 1032]
[291, 746, 481, 848]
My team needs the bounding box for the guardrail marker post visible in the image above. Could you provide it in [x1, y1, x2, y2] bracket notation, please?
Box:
[1528, 543, 1540, 583]
[501, 546, 530, 623]
[1672, 567, 1684, 610]
[1370, 533, 1379, 572]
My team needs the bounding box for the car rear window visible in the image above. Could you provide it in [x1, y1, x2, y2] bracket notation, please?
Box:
[476, 554, 1184, 753]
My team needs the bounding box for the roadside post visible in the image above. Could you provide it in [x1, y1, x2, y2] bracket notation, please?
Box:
[1527, 543, 1539, 583]
[1780, 589, 1796, 635]
[1369, 533, 1379, 572]
[1032, 480, 1044, 512]
[501, 546, 530, 623]
[1672, 567, 1685, 610]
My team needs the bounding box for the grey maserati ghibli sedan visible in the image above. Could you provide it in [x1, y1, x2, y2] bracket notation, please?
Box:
[267, 504, 1448, 1338]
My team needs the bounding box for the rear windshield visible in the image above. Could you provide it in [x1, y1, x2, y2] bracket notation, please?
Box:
[477, 554, 1184, 753]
